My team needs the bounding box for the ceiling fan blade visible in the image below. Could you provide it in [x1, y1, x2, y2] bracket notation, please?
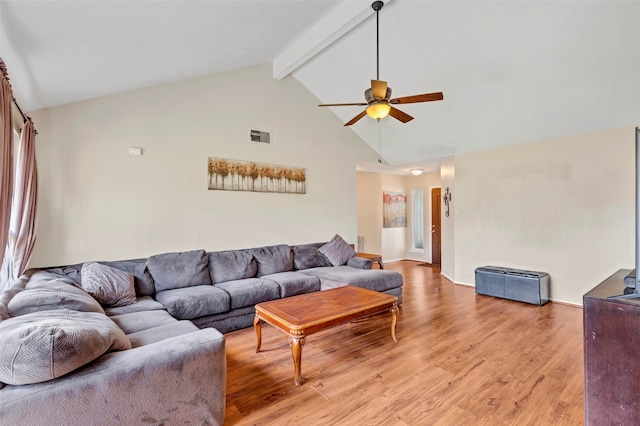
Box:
[390, 92, 444, 104]
[371, 80, 388, 99]
[388, 106, 414, 123]
[318, 102, 368, 107]
[344, 110, 367, 126]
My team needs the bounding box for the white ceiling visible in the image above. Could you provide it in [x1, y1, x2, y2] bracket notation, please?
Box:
[2, 0, 639, 175]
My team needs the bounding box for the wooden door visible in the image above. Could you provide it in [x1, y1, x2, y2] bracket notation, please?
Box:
[431, 188, 441, 264]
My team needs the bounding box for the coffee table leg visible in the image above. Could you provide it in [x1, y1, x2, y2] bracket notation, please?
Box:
[254, 314, 263, 353]
[288, 335, 306, 386]
[390, 304, 398, 343]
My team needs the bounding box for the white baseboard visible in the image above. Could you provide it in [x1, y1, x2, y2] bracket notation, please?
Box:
[440, 272, 455, 283]
[405, 257, 430, 263]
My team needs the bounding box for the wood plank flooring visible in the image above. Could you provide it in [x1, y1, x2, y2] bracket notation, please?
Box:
[224, 261, 584, 425]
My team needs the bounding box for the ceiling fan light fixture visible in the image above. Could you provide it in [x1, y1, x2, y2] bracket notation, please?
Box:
[410, 168, 424, 176]
[366, 102, 391, 119]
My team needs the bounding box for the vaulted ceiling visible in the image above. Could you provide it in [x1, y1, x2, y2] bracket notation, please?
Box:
[2, 0, 639, 174]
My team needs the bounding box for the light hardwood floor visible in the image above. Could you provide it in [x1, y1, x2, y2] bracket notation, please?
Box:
[224, 261, 584, 425]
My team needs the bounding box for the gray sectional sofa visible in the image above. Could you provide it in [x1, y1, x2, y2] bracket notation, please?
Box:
[0, 236, 403, 425]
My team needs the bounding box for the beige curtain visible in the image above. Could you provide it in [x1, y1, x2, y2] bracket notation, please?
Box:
[0, 59, 14, 288]
[2, 118, 38, 285]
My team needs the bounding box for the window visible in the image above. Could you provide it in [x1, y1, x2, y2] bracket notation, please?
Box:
[411, 188, 424, 250]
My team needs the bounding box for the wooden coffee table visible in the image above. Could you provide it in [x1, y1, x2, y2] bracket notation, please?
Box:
[253, 285, 398, 386]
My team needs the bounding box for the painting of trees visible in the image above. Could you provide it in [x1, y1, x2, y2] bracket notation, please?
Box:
[207, 157, 306, 194]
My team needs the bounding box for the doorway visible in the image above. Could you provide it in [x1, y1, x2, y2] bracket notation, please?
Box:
[431, 188, 441, 264]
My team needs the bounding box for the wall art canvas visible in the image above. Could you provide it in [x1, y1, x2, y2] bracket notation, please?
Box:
[383, 191, 407, 228]
[208, 157, 306, 194]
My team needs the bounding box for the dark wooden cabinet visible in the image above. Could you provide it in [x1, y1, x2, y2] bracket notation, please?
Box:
[584, 269, 640, 424]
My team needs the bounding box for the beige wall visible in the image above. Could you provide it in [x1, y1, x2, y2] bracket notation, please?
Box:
[29, 63, 380, 267]
[356, 172, 382, 254]
[453, 127, 635, 305]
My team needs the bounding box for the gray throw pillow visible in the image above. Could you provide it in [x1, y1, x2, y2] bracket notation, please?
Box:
[292, 244, 332, 270]
[8, 280, 105, 316]
[99, 259, 155, 297]
[147, 249, 212, 292]
[81, 262, 137, 308]
[318, 234, 356, 266]
[0, 309, 131, 385]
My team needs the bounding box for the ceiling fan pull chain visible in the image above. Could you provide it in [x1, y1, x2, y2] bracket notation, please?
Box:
[378, 118, 382, 163]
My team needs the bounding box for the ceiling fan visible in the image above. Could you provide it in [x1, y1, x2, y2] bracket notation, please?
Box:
[318, 1, 443, 126]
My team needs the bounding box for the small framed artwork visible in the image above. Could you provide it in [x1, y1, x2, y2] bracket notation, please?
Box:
[383, 191, 407, 228]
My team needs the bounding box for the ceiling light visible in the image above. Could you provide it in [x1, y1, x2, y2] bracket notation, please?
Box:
[410, 169, 424, 176]
[366, 103, 391, 120]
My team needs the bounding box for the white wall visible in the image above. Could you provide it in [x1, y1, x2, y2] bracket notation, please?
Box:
[380, 174, 407, 262]
[406, 172, 441, 263]
[29, 63, 380, 267]
[453, 127, 635, 305]
[440, 157, 456, 281]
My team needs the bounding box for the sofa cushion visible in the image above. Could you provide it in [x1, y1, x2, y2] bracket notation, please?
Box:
[99, 259, 155, 297]
[318, 234, 356, 266]
[249, 245, 293, 277]
[146, 249, 211, 292]
[80, 262, 137, 308]
[40, 263, 84, 285]
[263, 271, 321, 298]
[126, 320, 199, 348]
[38, 259, 155, 297]
[0, 309, 131, 385]
[215, 278, 280, 309]
[8, 280, 105, 316]
[25, 272, 79, 289]
[155, 285, 231, 320]
[191, 305, 255, 334]
[104, 296, 166, 316]
[208, 250, 257, 284]
[109, 310, 177, 334]
[300, 266, 403, 292]
[292, 243, 332, 270]
[347, 256, 372, 269]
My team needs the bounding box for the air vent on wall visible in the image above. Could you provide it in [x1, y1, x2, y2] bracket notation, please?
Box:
[250, 129, 271, 145]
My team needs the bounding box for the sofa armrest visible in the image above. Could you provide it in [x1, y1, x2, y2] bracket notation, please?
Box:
[347, 257, 372, 269]
[0, 328, 226, 425]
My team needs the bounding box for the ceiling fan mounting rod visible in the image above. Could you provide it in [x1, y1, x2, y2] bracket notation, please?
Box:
[372, 1, 384, 81]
